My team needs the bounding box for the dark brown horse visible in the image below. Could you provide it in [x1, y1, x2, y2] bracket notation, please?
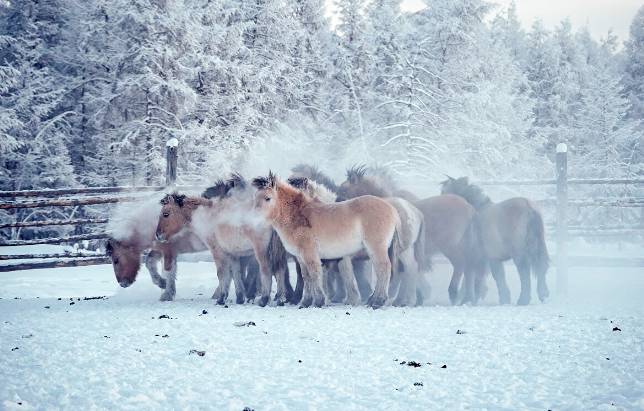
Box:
[441, 176, 550, 305]
[155, 177, 292, 307]
[336, 166, 485, 305]
[252, 172, 402, 309]
[336, 166, 429, 307]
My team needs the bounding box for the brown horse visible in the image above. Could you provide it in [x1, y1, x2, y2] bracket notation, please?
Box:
[336, 166, 485, 305]
[106, 230, 208, 301]
[441, 177, 549, 305]
[252, 172, 402, 309]
[336, 166, 429, 307]
[155, 177, 292, 307]
[289, 164, 374, 302]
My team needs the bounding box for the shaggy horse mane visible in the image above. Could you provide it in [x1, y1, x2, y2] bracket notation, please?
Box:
[160, 193, 186, 207]
[201, 180, 229, 199]
[228, 173, 246, 190]
[291, 163, 339, 193]
[440, 176, 491, 209]
[346, 165, 398, 192]
[252, 171, 277, 190]
[287, 176, 308, 190]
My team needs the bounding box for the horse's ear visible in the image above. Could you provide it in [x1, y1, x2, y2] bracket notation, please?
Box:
[228, 173, 246, 190]
[105, 239, 117, 256]
[268, 170, 277, 189]
[172, 193, 186, 207]
[160, 194, 172, 205]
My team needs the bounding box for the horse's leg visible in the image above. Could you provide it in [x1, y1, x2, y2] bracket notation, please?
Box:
[460, 266, 477, 306]
[338, 256, 360, 305]
[393, 247, 418, 307]
[447, 259, 465, 305]
[229, 257, 246, 304]
[352, 259, 373, 301]
[298, 260, 313, 308]
[387, 269, 401, 302]
[291, 260, 304, 305]
[299, 251, 326, 308]
[514, 256, 532, 306]
[535, 265, 549, 303]
[490, 260, 511, 305]
[253, 247, 273, 307]
[208, 243, 232, 304]
[244, 258, 260, 302]
[274, 263, 293, 306]
[322, 262, 335, 301]
[159, 249, 178, 302]
[366, 247, 392, 309]
[417, 272, 432, 304]
[145, 250, 166, 289]
[329, 261, 347, 303]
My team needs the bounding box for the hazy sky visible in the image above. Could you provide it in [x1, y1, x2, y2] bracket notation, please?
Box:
[400, 0, 641, 45]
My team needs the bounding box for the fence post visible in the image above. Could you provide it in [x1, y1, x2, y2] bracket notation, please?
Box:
[166, 138, 178, 188]
[556, 143, 568, 296]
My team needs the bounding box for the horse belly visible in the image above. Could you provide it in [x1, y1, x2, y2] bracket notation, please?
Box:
[215, 225, 253, 254]
[316, 225, 364, 260]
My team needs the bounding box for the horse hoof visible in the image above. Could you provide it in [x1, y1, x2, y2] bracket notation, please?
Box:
[368, 296, 386, 309]
[540, 296, 549, 304]
[277, 300, 285, 307]
[517, 297, 530, 306]
[236, 293, 245, 305]
[258, 296, 270, 307]
[159, 292, 175, 302]
[157, 279, 167, 289]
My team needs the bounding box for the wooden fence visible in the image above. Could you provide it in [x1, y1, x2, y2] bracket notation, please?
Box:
[0, 139, 179, 272]
[1, 141, 643, 295]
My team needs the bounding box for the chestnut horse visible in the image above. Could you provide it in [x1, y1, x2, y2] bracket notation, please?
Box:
[155, 178, 292, 307]
[252, 172, 402, 309]
[336, 166, 485, 305]
[106, 199, 209, 301]
[336, 167, 429, 307]
[289, 164, 374, 302]
[441, 176, 549, 305]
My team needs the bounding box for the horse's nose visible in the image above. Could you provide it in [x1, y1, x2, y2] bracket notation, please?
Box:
[119, 280, 132, 288]
[155, 232, 166, 242]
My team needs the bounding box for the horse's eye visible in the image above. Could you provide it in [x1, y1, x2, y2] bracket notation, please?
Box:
[163, 212, 169, 218]
[265, 197, 270, 202]
[113, 259, 119, 265]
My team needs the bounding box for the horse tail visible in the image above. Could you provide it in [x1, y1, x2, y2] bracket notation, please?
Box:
[414, 215, 432, 273]
[461, 211, 486, 279]
[268, 229, 288, 276]
[388, 220, 404, 281]
[525, 203, 549, 277]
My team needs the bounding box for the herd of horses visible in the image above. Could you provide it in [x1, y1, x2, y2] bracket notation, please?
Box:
[106, 164, 550, 308]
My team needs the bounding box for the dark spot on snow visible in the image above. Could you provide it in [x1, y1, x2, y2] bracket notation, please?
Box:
[224, 305, 228, 308]
[104, 336, 110, 338]
[11, 347, 18, 351]
[84, 296, 107, 300]
[136, 349, 141, 352]
[44, 306, 50, 309]
[189, 350, 205, 356]
[243, 408, 254, 411]
[400, 361, 406, 365]
[414, 382, 423, 386]
[263, 332, 268, 335]
[426, 362, 432, 365]
[606, 358, 610, 360]
[346, 312, 350, 315]
[407, 361, 421, 367]
[162, 334, 169, 338]
[234, 321, 256, 327]
[14, 297, 20, 300]
[456, 330, 467, 334]
[298, 360, 302, 363]
[441, 365, 447, 369]
[58, 298, 61, 300]
[558, 315, 563, 317]
[69, 302, 75, 305]
[202, 310, 208, 315]
[21, 334, 33, 339]
[158, 315, 171, 319]
[613, 327, 621, 331]
[529, 326, 535, 331]
[198, 293, 203, 295]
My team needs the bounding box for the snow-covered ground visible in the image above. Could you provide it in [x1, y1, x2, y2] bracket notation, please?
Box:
[1, 250, 643, 410]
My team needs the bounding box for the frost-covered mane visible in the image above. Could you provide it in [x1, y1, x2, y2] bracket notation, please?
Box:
[160, 193, 186, 206]
[202, 180, 230, 199]
[440, 176, 491, 210]
[287, 177, 337, 203]
[290, 163, 338, 193]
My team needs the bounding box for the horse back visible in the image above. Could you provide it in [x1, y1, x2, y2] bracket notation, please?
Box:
[484, 197, 542, 258]
[413, 194, 476, 255]
[392, 189, 420, 204]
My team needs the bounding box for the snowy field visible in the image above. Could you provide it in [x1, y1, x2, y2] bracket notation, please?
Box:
[1, 247, 643, 410]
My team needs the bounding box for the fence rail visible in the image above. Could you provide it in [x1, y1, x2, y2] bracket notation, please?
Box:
[0, 186, 165, 198]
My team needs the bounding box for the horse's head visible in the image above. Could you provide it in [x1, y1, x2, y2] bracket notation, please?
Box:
[106, 238, 141, 288]
[156, 193, 187, 243]
[440, 175, 468, 195]
[336, 165, 389, 201]
[252, 171, 280, 221]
